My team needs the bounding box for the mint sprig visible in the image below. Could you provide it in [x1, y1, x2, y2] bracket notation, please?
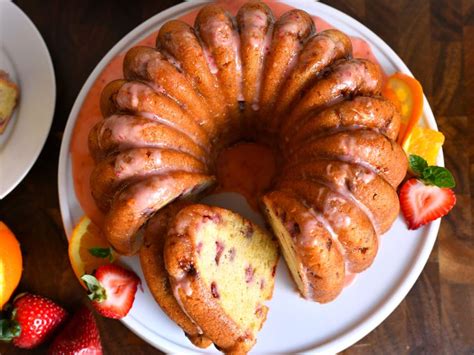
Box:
[408, 154, 455, 188]
[409, 155, 428, 176]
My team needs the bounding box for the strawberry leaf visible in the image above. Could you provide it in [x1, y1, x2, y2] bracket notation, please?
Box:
[0, 319, 21, 342]
[81, 275, 107, 303]
[409, 155, 428, 176]
[89, 247, 113, 262]
[421, 166, 456, 188]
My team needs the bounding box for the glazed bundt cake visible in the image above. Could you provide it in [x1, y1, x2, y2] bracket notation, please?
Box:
[87, 0, 407, 309]
[164, 204, 279, 353]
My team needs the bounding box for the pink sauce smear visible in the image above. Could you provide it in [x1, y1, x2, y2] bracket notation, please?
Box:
[71, 0, 383, 257]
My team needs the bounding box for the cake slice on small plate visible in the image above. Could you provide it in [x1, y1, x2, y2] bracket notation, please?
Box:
[0, 70, 19, 134]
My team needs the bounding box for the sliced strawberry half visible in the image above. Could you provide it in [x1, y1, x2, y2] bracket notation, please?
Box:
[81, 264, 140, 319]
[399, 178, 456, 230]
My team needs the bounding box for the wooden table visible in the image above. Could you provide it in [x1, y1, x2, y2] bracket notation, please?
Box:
[1, 0, 472, 354]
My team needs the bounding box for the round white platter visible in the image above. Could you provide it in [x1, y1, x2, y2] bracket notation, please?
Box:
[58, 1, 442, 353]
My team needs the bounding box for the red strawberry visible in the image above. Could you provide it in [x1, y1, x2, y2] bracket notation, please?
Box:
[399, 178, 456, 230]
[49, 306, 102, 354]
[81, 264, 140, 319]
[0, 293, 68, 349]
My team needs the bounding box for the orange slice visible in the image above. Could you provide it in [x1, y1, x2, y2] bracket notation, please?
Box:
[382, 72, 424, 145]
[68, 216, 118, 288]
[0, 221, 22, 309]
[403, 126, 445, 165]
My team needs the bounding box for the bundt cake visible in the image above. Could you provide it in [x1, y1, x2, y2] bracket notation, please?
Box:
[87, 0, 408, 313]
[163, 204, 279, 353]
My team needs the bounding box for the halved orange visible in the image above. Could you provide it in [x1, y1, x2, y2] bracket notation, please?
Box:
[0, 221, 22, 309]
[382, 72, 424, 145]
[68, 216, 118, 288]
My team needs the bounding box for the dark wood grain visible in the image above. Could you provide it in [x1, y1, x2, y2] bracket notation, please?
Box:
[1, 0, 473, 354]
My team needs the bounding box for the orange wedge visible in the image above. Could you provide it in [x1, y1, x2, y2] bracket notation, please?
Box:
[403, 126, 445, 165]
[68, 216, 118, 288]
[0, 221, 22, 309]
[382, 72, 424, 145]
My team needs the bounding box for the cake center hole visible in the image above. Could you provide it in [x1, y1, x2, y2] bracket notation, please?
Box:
[215, 142, 277, 211]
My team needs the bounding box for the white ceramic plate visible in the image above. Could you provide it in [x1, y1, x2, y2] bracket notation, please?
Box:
[0, 1, 56, 199]
[58, 1, 442, 353]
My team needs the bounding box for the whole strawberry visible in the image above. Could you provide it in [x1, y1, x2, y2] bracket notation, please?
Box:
[0, 293, 67, 349]
[49, 306, 102, 354]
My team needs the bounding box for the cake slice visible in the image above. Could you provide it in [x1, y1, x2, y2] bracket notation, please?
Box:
[164, 204, 279, 353]
[0, 70, 19, 134]
[262, 190, 345, 303]
[140, 202, 212, 348]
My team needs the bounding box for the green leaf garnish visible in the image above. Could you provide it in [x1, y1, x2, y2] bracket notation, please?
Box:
[408, 154, 456, 188]
[0, 319, 21, 342]
[409, 155, 428, 175]
[81, 275, 107, 302]
[422, 166, 456, 188]
[89, 247, 114, 262]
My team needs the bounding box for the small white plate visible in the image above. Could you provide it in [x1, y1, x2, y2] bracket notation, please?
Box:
[0, 1, 55, 199]
[58, 1, 442, 353]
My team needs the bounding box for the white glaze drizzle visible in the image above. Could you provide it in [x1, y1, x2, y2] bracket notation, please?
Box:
[98, 115, 158, 151]
[171, 274, 205, 335]
[302, 201, 356, 288]
[199, 12, 243, 102]
[131, 56, 188, 110]
[241, 9, 268, 48]
[252, 20, 273, 111]
[276, 11, 311, 94]
[233, 28, 244, 103]
[162, 50, 184, 72]
[122, 175, 174, 212]
[115, 82, 208, 152]
[240, 8, 273, 111]
[202, 44, 219, 74]
[308, 172, 380, 237]
[138, 111, 208, 153]
[298, 34, 336, 73]
[133, 50, 154, 77]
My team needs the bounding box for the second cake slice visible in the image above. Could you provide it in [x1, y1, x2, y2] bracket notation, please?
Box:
[164, 204, 279, 353]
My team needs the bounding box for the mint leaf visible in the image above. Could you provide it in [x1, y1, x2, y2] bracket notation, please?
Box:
[409, 155, 428, 176]
[408, 154, 456, 188]
[422, 166, 456, 188]
[89, 247, 113, 262]
[81, 275, 107, 302]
